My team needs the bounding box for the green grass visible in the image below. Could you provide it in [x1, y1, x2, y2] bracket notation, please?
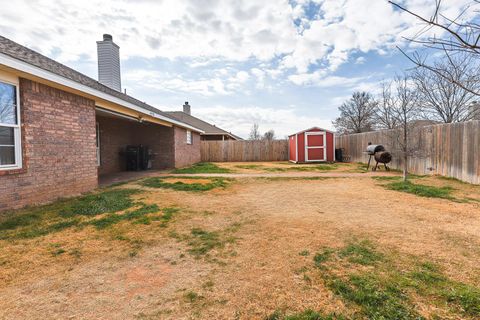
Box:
[299, 250, 310, 256]
[87, 204, 160, 229]
[266, 310, 344, 320]
[187, 228, 225, 257]
[235, 164, 264, 169]
[385, 181, 455, 200]
[153, 207, 180, 227]
[328, 274, 418, 320]
[371, 176, 402, 181]
[437, 176, 471, 185]
[313, 248, 334, 267]
[171, 162, 232, 174]
[0, 188, 147, 240]
[141, 176, 231, 192]
[338, 240, 383, 265]
[60, 189, 141, 216]
[184, 291, 200, 303]
[170, 224, 239, 261]
[310, 239, 480, 319]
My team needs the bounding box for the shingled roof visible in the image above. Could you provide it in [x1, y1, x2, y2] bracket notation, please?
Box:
[166, 111, 242, 140]
[0, 35, 197, 129]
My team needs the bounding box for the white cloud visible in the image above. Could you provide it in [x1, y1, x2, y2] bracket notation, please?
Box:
[1, 0, 474, 75]
[355, 57, 366, 64]
[195, 105, 334, 138]
[288, 72, 367, 88]
[1, 0, 477, 132]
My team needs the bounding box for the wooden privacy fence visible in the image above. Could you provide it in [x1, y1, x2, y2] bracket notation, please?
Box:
[201, 140, 289, 162]
[335, 120, 480, 184]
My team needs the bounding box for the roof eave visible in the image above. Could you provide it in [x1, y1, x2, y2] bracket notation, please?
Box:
[0, 52, 204, 134]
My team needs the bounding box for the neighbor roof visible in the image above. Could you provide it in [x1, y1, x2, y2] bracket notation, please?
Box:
[0, 36, 203, 132]
[166, 111, 242, 140]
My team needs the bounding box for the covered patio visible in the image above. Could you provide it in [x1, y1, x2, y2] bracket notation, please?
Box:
[96, 108, 175, 183]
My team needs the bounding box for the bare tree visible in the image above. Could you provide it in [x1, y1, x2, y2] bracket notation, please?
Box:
[333, 91, 378, 134]
[376, 81, 400, 129]
[263, 129, 275, 141]
[389, 0, 480, 96]
[248, 123, 261, 140]
[389, 75, 421, 181]
[413, 54, 480, 122]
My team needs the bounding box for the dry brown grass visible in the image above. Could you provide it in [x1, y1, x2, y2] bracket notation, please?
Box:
[0, 173, 479, 319]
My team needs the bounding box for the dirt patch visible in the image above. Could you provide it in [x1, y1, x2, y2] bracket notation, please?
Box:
[1, 175, 479, 319]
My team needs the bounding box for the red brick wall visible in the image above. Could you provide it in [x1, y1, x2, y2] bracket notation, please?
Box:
[0, 79, 98, 211]
[173, 126, 201, 168]
[97, 115, 175, 175]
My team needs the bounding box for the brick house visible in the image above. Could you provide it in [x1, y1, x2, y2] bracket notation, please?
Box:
[0, 35, 203, 211]
[166, 102, 242, 141]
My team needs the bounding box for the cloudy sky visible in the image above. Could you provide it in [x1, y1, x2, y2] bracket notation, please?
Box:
[0, 0, 476, 138]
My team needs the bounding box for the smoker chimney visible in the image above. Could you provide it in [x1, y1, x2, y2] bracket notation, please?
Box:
[97, 34, 121, 92]
[183, 101, 191, 115]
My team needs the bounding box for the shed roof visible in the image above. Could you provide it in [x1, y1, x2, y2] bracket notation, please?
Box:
[289, 127, 335, 136]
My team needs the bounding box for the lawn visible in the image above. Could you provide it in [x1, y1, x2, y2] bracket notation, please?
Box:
[172, 161, 370, 174]
[0, 169, 479, 319]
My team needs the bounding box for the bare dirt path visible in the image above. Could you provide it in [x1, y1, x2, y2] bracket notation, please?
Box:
[166, 171, 394, 178]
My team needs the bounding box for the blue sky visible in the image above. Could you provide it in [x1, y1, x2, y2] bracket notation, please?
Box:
[0, 0, 475, 138]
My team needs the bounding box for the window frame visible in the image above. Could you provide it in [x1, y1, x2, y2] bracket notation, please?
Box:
[0, 77, 22, 171]
[186, 129, 192, 145]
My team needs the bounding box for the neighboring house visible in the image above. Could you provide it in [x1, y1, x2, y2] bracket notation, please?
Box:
[166, 102, 242, 141]
[0, 34, 203, 211]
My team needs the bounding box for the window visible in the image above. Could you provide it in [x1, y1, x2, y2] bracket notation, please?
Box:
[0, 80, 22, 170]
[186, 130, 192, 144]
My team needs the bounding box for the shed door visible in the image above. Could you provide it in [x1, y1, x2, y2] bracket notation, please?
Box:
[305, 132, 326, 161]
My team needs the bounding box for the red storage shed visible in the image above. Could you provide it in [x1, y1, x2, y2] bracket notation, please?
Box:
[289, 127, 335, 163]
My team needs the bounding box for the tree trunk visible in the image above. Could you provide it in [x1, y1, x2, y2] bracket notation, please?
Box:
[403, 152, 408, 182]
[403, 121, 408, 182]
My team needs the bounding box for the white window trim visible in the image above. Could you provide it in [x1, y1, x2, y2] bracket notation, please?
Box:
[186, 130, 192, 145]
[96, 122, 101, 167]
[0, 76, 22, 171]
[304, 131, 326, 162]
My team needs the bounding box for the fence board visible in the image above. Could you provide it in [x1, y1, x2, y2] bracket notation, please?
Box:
[201, 140, 289, 162]
[335, 120, 480, 184]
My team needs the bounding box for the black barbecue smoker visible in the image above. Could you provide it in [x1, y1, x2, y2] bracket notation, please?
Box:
[365, 143, 392, 171]
[125, 145, 153, 171]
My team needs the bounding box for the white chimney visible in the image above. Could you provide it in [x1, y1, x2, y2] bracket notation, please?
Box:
[97, 34, 121, 92]
[183, 101, 191, 115]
